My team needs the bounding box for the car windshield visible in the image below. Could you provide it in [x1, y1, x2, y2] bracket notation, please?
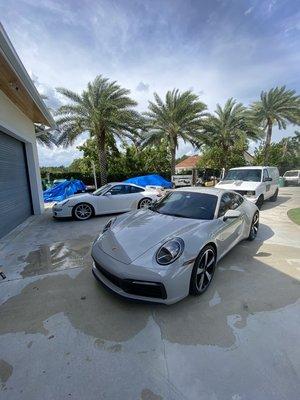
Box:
[152, 191, 218, 220]
[284, 171, 298, 177]
[93, 184, 112, 196]
[224, 169, 262, 182]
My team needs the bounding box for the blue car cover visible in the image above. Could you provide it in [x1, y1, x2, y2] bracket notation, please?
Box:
[123, 174, 172, 189]
[43, 179, 86, 202]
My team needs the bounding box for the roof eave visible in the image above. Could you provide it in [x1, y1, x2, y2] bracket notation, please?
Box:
[0, 23, 56, 129]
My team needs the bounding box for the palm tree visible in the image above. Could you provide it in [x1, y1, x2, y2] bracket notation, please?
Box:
[55, 75, 139, 184]
[281, 131, 300, 159]
[35, 95, 57, 148]
[250, 86, 300, 164]
[35, 126, 56, 148]
[199, 98, 262, 170]
[143, 89, 207, 175]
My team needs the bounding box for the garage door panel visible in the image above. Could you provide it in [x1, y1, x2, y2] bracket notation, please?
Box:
[0, 131, 32, 238]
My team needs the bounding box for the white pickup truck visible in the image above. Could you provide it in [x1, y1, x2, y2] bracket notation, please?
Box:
[216, 166, 279, 208]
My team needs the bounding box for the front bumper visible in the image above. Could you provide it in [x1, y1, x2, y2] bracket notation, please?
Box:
[243, 195, 259, 203]
[93, 261, 167, 300]
[91, 245, 192, 305]
[52, 205, 72, 218]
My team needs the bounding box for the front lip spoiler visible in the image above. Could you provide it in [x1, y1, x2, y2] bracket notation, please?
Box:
[92, 269, 167, 305]
[92, 259, 167, 300]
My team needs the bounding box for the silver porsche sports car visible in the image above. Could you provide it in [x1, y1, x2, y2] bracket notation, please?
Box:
[92, 187, 259, 304]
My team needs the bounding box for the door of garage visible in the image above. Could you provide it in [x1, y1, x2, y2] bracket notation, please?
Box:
[0, 131, 33, 238]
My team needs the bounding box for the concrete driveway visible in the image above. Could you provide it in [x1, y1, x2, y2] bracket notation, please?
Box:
[0, 187, 299, 400]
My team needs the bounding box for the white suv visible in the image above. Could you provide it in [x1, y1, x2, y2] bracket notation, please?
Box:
[216, 166, 279, 208]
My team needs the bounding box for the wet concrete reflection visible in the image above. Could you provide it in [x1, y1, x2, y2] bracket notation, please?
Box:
[0, 239, 299, 348]
[17, 240, 92, 278]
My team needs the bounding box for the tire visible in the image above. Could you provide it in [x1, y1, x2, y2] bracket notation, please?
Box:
[138, 197, 152, 209]
[256, 195, 264, 209]
[189, 245, 217, 296]
[72, 203, 94, 220]
[269, 188, 278, 202]
[248, 212, 259, 241]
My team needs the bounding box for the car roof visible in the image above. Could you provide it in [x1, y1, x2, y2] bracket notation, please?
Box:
[109, 182, 144, 188]
[229, 166, 277, 170]
[175, 186, 226, 197]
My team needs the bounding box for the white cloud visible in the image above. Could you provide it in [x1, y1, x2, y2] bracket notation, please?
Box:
[244, 7, 254, 16]
[136, 82, 149, 92]
[2, 0, 298, 165]
[37, 143, 83, 167]
[37, 135, 88, 167]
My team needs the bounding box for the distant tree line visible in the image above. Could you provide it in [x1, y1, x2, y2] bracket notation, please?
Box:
[40, 75, 300, 184]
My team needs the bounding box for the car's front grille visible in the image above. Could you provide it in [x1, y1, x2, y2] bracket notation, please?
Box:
[94, 260, 167, 300]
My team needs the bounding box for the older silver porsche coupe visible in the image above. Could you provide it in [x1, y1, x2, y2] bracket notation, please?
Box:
[92, 187, 259, 304]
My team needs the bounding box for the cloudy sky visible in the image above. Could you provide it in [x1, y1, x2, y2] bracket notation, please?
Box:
[1, 0, 299, 166]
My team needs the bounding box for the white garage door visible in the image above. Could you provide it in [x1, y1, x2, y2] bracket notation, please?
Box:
[0, 131, 33, 238]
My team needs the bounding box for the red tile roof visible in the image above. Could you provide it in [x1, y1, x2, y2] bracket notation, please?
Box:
[175, 155, 201, 169]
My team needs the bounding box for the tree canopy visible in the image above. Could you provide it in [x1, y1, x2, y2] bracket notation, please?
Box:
[253, 132, 300, 174]
[198, 98, 262, 170]
[250, 86, 300, 164]
[142, 89, 207, 175]
[55, 75, 139, 184]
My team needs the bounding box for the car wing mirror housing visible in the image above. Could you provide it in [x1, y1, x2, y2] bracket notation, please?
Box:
[223, 209, 241, 221]
[105, 192, 112, 196]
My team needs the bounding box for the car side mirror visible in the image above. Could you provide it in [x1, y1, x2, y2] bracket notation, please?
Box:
[223, 209, 241, 221]
[105, 192, 112, 196]
[264, 177, 272, 182]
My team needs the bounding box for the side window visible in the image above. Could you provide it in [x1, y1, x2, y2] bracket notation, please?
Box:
[263, 169, 269, 181]
[234, 193, 244, 207]
[230, 193, 243, 209]
[218, 193, 233, 217]
[218, 192, 243, 217]
[130, 186, 145, 193]
[109, 185, 130, 195]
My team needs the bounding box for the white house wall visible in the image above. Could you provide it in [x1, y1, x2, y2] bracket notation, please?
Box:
[0, 89, 44, 214]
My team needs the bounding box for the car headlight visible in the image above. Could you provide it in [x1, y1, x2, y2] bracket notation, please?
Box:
[102, 218, 116, 234]
[246, 191, 255, 196]
[156, 238, 184, 265]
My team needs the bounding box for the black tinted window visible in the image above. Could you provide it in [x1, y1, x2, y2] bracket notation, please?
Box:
[130, 186, 144, 193]
[218, 192, 243, 217]
[152, 191, 218, 220]
[233, 193, 244, 207]
[218, 193, 233, 217]
[109, 185, 130, 195]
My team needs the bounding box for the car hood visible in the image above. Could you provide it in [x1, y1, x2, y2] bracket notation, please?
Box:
[97, 210, 208, 264]
[216, 180, 260, 191]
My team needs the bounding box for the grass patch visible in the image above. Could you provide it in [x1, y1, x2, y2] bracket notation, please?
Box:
[287, 208, 300, 225]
